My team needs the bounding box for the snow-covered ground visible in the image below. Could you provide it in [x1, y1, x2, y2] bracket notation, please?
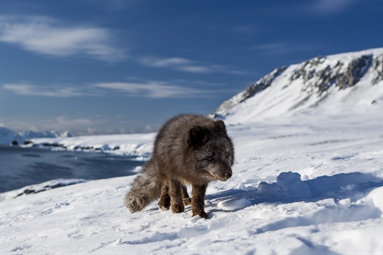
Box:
[27, 132, 155, 159]
[1, 111, 383, 254]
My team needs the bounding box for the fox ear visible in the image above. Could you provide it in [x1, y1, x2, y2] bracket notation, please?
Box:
[188, 126, 209, 147]
[215, 120, 227, 134]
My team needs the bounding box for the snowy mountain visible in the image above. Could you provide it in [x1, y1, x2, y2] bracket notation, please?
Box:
[0, 127, 25, 145]
[21, 130, 73, 140]
[214, 48, 383, 122]
[0, 128, 73, 145]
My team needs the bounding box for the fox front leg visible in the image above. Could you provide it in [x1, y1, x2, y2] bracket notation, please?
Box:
[169, 179, 185, 213]
[191, 184, 208, 219]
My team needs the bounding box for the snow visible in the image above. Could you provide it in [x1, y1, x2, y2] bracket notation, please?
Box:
[1, 48, 383, 254]
[0, 179, 86, 200]
[28, 133, 155, 158]
[0, 128, 73, 145]
[216, 48, 383, 121]
[1, 112, 383, 254]
[21, 130, 73, 140]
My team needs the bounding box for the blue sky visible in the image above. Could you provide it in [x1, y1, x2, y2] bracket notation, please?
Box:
[1, 0, 382, 135]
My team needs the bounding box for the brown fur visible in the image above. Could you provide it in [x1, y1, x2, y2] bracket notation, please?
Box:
[124, 114, 234, 218]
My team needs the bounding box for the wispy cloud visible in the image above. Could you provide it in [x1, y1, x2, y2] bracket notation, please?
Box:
[139, 56, 245, 75]
[310, 0, 356, 14]
[139, 57, 192, 68]
[55, 116, 94, 127]
[3, 81, 210, 98]
[2, 83, 90, 97]
[253, 42, 320, 55]
[44, 116, 96, 135]
[95, 81, 208, 98]
[231, 24, 259, 35]
[253, 43, 291, 55]
[0, 15, 127, 62]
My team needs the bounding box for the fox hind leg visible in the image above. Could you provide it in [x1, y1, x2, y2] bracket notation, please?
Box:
[182, 185, 191, 206]
[158, 180, 171, 210]
[158, 180, 190, 211]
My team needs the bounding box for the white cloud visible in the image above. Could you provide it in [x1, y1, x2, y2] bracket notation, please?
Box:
[44, 116, 96, 134]
[2, 83, 90, 97]
[231, 25, 259, 35]
[139, 57, 192, 68]
[0, 15, 127, 62]
[253, 42, 320, 55]
[1, 116, 95, 134]
[177, 65, 212, 73]
[3, 81, 209, 98]
[95, 82, 208, 98]
[139, 56, 244, 74]
[253, 43, 288, 54]
[55, 116, 94, 127]
[310, 0, 355, 14]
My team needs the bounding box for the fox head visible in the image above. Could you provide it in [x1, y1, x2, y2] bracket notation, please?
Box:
[188, 120, 234, 182]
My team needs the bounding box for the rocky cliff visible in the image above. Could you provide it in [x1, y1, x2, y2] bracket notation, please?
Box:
[215, 48, 383, 121]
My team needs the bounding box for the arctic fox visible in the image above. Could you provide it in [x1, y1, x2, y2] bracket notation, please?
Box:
[124, 114, 234, 218]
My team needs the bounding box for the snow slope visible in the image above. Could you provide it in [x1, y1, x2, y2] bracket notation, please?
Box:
[214, 48, 383, 122]
[2, 48, 383, 254]
[1, 113, 383, 254]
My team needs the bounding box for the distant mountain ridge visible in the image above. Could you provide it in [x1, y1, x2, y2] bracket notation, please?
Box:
[214, 48, 383, 121]
[0, 127, 72, 145]
[0, 127, 25, 145]
[21, 130, 72, 140]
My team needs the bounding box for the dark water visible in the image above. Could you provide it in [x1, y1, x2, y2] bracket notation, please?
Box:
[0, 145, 145, 193]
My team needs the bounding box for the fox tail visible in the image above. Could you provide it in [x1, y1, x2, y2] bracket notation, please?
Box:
[124, 159, 162, 213]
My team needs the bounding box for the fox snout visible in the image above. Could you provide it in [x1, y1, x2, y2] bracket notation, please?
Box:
[221, 168, 232, 181]
[209, 165, 232, 182]
[224, 171, 232, 179]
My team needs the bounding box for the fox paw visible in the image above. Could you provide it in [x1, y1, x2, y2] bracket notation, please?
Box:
[171, 203, 185, 213]
[192, 210, 208, 219]
[158, 195, 171, 211]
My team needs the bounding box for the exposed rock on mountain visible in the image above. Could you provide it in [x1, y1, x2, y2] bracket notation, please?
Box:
[215, 48, 383, 121]
[217, 66, 288, 112]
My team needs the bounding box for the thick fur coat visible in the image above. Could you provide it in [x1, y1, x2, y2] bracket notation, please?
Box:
[124, 114, 234, 218]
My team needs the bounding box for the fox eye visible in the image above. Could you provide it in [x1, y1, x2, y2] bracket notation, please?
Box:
[206, 157, 214, 162]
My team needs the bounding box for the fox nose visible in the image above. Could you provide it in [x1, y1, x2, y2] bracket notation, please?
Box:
[225, 172, 232, 179]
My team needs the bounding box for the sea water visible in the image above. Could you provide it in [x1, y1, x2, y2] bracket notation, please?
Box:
[0, 145, 145, 192]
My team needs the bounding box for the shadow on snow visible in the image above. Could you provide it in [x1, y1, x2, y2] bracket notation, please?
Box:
[207, 171, 383, 212]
